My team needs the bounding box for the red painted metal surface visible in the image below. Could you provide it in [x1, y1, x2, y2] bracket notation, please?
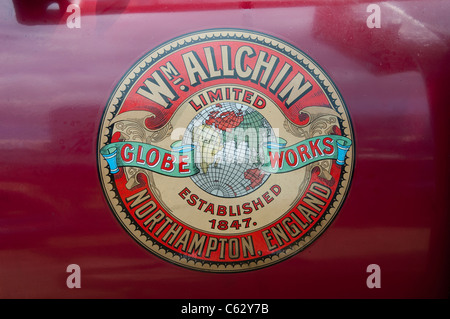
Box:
[1, 0, 449, 298]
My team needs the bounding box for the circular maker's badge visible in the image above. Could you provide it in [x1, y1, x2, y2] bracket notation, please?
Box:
[98, 29, 354, 272]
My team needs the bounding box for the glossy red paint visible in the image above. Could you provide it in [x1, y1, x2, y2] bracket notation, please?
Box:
[0, 0, 448, 298]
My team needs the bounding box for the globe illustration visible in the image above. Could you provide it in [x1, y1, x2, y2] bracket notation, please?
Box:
[182, 102, 276, 198]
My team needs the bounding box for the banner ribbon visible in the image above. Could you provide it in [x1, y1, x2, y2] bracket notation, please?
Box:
[100, 135, 351, 176]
